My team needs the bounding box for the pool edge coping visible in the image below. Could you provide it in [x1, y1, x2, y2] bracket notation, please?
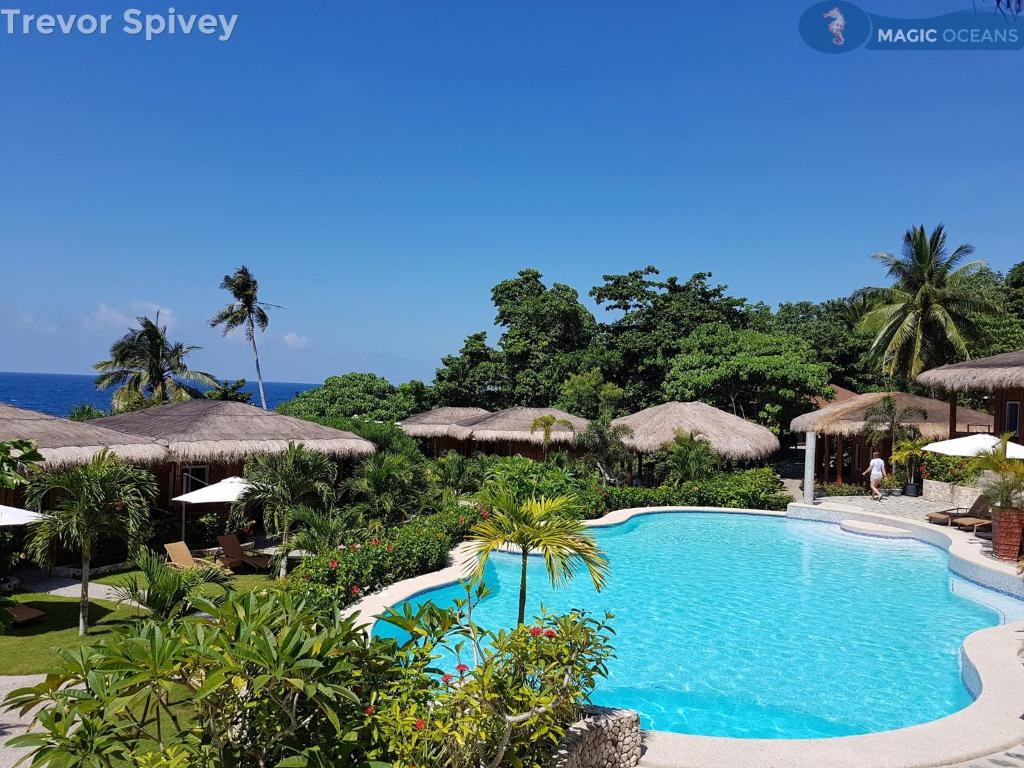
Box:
[347, 504, 1024, 768]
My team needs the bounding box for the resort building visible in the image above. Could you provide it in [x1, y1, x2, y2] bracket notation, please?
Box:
[92, 399, 375, 507]
[917, 350, 1024, 439]
[791, 391, 993, 490]
[396, 406, 491, 456]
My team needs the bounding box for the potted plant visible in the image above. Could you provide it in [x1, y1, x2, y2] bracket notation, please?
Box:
[880, 475, 901, 496]
[972, 435, 1024, 561]
[891, 438, 927, 497]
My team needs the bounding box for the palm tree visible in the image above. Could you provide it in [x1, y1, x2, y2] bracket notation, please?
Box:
[530, 415, 575, 461]
[285, 505, 362, 558]
[471, 485, 608, 625]
[347, 453, 422, 526]
[862, 395, 927, 450]
[113, 547, 232, 621]
[210, 266, 279, 410]
[662, 430, 720, 485]
[858, 224, 996, 381]
[572, 417, 633, 483]
[95, 314, 218, 412]
[232, 443, 337, 577]
[25, 450, 157, 635]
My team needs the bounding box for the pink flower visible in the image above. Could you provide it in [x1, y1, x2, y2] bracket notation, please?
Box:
[441, 673, 453, 684]
[329, 559, 338, 570]
[371, 538, 380, 546]
[351, 585, 362, 595]
[352, 543, 361, 550]
[456, 663, 469, 674]
[338, 544, 346, 550]
[414, 718, 426, 731]
[530, 626, 542, 637]
[481, 509, 491, 519]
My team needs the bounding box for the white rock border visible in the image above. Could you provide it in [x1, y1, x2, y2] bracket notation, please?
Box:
[347, 504, 1024, 768]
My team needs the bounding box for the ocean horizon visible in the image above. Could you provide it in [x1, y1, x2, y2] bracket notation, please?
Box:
[0, 371, 317, 417]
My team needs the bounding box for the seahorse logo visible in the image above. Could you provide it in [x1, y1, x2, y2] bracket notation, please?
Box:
[822, 6, 846, 45]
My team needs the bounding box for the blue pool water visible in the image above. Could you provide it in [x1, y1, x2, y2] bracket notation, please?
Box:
[374, 512, 1019, 739]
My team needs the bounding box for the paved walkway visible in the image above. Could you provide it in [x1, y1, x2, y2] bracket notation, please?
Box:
[0, 675, 43, 768]
[14, 571, 121, 602]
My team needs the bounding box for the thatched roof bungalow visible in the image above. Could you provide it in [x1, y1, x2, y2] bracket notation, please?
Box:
[790, 392, 992, 440]
[917, 351, 1024, 439]
[467, 407, 588, 445]
[611, 401, 780, 461]
[0, 402, 168, 469]
[398, 407, 491, 440]
[790, 391, 992, 487]
[94, 400, 375, 464]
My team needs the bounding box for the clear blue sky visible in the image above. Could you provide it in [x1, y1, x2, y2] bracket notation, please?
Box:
[1, 0, 1021, 384]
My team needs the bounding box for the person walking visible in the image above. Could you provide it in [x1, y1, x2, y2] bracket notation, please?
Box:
[863, 451, 887, 501]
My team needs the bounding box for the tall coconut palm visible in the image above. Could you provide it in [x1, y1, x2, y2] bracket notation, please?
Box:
[95, 314, 218, 412]
[25, 450, 157, 635]
[858, 224, 996, 381]
[530, 415, 575, 461]
[210, 266, 279, 410]
[471, 485, 608, 625]
[232, 443, 337, 577]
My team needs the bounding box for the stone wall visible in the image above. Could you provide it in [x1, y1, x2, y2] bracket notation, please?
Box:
[552, 706, 641, 768]
[923, 479, 985, 511]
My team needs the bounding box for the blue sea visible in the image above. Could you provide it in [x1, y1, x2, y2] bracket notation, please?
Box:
[0, 371, 317, 417]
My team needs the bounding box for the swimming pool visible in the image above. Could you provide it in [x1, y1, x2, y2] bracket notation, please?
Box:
[374, 511, 1023, 739]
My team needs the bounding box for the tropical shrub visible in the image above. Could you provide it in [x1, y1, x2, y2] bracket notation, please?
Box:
[480, 456, 606, 517]
[347, 452, 431, 526]
[921, 453, 981, 485]
[814, 482, 868, 497]
[602, 468, 790, 514]
[112, 547, 232, 621]
[286, 504, 477, 614]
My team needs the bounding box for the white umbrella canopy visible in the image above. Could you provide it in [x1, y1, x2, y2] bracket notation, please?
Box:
[0, 504, 42, 527]
[172, 476, 251, 505]
[922, 434, 1024, 460]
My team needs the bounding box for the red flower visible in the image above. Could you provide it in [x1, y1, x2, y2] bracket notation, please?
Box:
[456, 663, 469, 674]
[543, 629, 557, 639]
[529, 626, 542, 637]
[414, 719, 426, 731]
[387, 543, 395, 552]
[459, 516, 466, 525]
[351, 585, 362, 595]
[441, 673, 453, 684]
[364, 705, 375, 716]
[329, 559, 338, 570]
[371, 538, 380, 546]
[481, 509, 491, 519]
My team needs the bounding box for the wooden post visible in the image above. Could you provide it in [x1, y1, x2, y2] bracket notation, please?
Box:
[948, 391, 958, 439]
[836, 435, 845, 484]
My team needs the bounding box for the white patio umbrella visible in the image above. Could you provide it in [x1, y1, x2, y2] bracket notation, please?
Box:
[171, 477, 251, 539]
[0, 504, 42, 527]
[922, 433, 1024, 459]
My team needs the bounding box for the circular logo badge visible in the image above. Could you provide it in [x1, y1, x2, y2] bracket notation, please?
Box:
[799, 2, 872, 53]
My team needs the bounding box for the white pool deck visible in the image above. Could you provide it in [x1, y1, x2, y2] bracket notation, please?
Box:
[348, 499, 1024, 768]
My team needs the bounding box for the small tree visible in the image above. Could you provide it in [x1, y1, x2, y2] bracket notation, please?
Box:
[113, 547, 232, 621]
[0, 439, 43, 489]
[572, 417, 633, 483]
[862, 396, 926, 450]
[661, 430, 720, 486]
[25, 450, 157, 635]
[233, 443, 337, 577]
[530, 415, 575, 462]
[472, 485, 608, 625]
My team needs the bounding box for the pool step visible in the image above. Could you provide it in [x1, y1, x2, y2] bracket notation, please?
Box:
[839, 519, 912, 539]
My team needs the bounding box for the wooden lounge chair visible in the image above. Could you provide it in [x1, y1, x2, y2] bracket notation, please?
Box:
[951, 517, 992, 534]
[926, 508, 968, 526]
[217, 535, 272, 572]
[164, 541, 224, 571]
[5, 604, 45, 626]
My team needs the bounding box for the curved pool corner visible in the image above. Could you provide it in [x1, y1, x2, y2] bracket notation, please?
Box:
[347, 504, 1024, 768]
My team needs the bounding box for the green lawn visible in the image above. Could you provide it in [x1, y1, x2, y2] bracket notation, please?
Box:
[94, 569, 277, 596]
[1, 593, 142, 675]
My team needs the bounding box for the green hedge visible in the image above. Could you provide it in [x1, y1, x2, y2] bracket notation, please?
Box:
[287, 505, 477, 614]
[602, 468, 791, 513]
[921, 453, 980, 485]
[814, 482, 868, 497]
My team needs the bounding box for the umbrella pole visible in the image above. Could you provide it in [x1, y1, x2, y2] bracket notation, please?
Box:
[181, 501, 186, 541]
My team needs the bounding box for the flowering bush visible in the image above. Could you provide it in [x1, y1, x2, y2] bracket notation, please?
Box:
[602, 468, 791, 514]
[286, 504, 478, 614]
[921, 453, 981, 485]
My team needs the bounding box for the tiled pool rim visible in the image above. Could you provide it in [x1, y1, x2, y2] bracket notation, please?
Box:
[347, 503, 1024, 768]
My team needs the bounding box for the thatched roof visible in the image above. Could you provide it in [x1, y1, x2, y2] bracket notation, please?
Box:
[790, 391, 993, 439]
[0, 402, 168, 468]
[465, 407, 589, 445]
[398, 407, 491, 439]
[917, 351, 1024, 392]
[94, 400, 375, 463]
[810, 384, 858, 410]
[611, 401, 780, 460]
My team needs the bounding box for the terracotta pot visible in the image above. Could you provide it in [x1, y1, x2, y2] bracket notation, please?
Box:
[990, 506, 1024, 561]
